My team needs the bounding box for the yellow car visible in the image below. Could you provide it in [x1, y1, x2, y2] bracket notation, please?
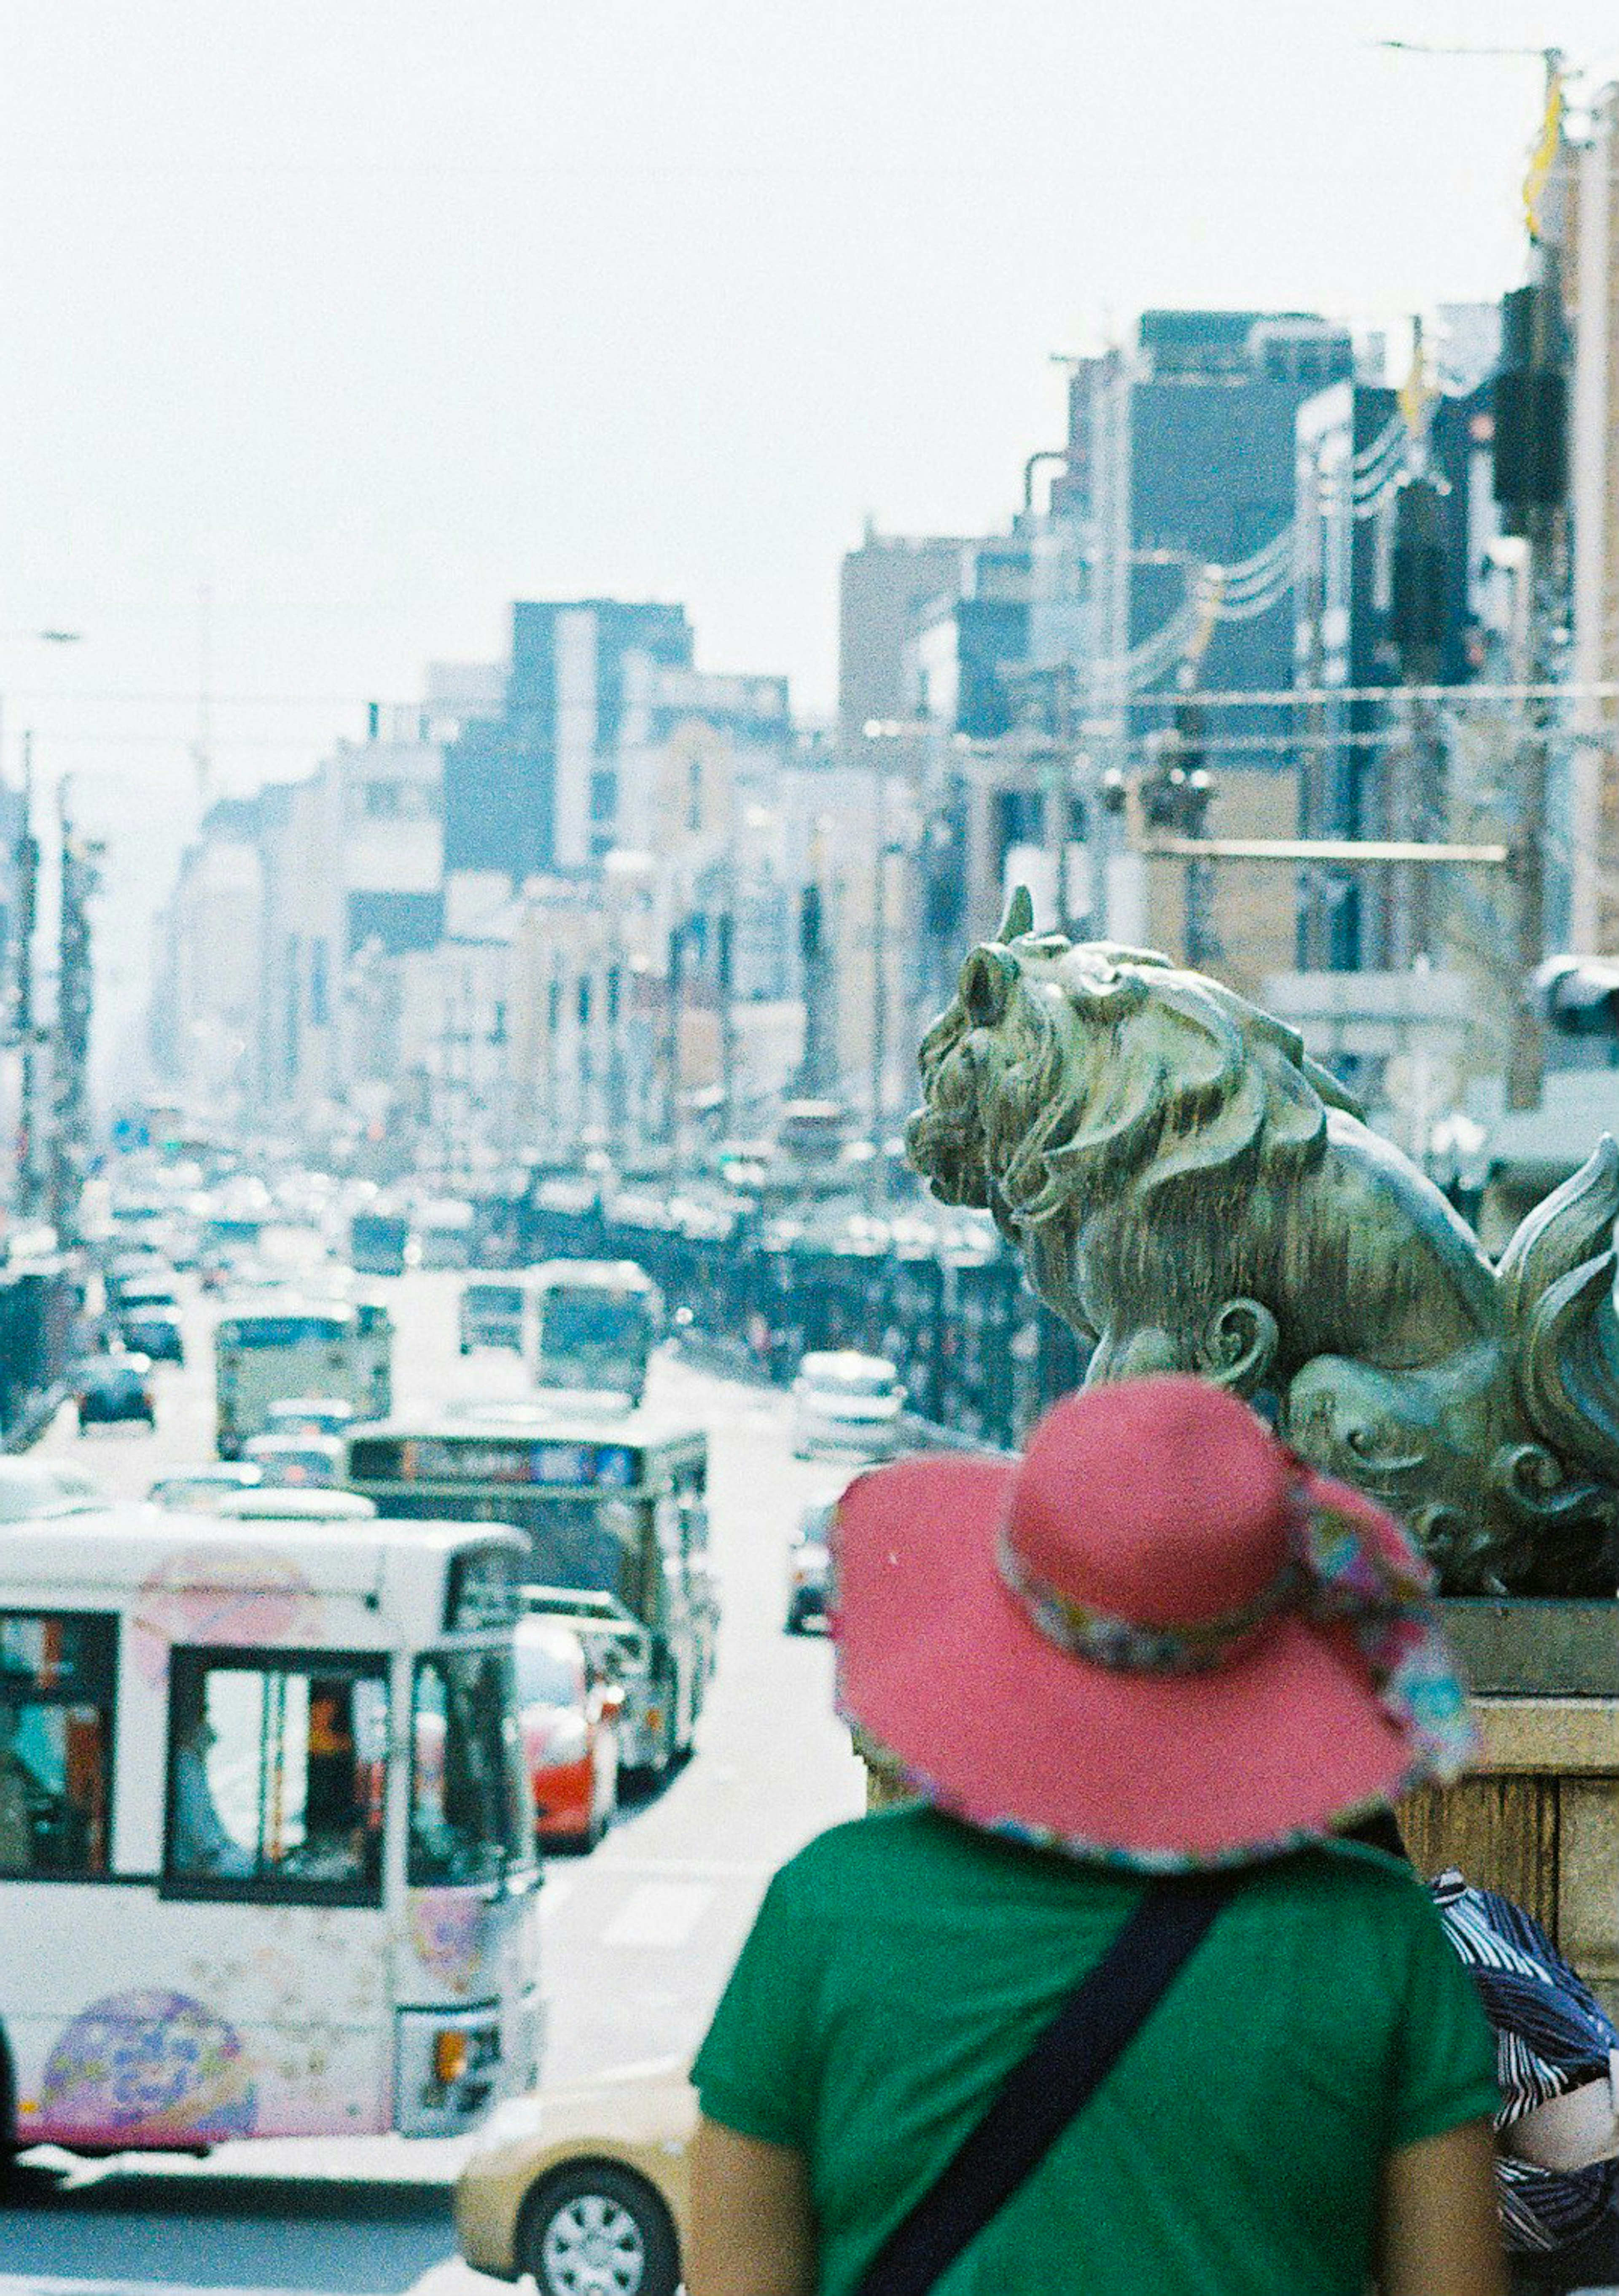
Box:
[455, 2062, 693, 2296]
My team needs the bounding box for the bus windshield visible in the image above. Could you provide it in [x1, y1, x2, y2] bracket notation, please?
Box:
[539, 1294, 649, 1351]
[468, 1284, 524, 1318]
[408, 1647, 530, 1887]
[220, 1315, 349, 1349]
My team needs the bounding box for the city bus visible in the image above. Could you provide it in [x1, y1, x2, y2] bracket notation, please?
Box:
[0, 1509, 541, 2160]
[349, 1206, 410, 1278]
[215, 1293, 394, 1458]
[460, 1271, 539, 1354]
[415, 1198, 476, 1271]
[521, 1261, 661, 1405]
[344, 1403, 715, 1779]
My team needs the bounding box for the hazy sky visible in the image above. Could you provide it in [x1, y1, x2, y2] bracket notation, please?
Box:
[4, 0, 1618, 897]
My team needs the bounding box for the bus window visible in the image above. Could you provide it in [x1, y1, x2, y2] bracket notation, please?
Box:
[0, 1612, 115, 1878]
[165, 1655, 387, 1901]
[408, 1650, 529, 1890]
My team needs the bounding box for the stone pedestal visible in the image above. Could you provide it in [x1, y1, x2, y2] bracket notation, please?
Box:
[1400, 1696, 1619, 2021]
[1398, 1600, 1619, 2021]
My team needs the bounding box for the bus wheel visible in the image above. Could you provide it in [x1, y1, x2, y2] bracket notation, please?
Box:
[519, 2161, 680, 2296]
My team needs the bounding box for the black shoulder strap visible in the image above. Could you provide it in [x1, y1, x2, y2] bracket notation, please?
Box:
[853, 1872, 1240, 2296]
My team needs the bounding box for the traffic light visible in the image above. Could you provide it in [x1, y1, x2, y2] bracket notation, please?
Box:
[1390, 479, 1448, 652]
[1493, 283, 1568, 522]
[1535, 957, 1619, 1036]
[1139, 705, 1212, 834]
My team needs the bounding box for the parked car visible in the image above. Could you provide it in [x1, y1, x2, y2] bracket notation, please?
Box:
[455, 2064, 692, 2296]
[514, 1615, 623, 1850]
[240, 1431, 344, 1488]
[791, 1351, 905, 1459]
[786, 1498, 833, 1632]
[0, 1458, 106, 1521]
[146, 1463, 264, 1513]
[75, 1354, 156, 1431]
[117, 1305, 185, 1364]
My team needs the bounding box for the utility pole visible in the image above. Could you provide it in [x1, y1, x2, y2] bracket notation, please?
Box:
[11, 734, 42, 1219]
[665, 918, 687, 1181]
[49, 781, 98, 1246]
[870, 753, 888, 1153]
[795, 824, 837, 1097]
[1497, 48, 1569, 1112]
[1389, 318, 1449, 968]
[716, 910, 736, 1143]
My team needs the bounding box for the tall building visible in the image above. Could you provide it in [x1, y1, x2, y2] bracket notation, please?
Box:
[1568, 82, 1619, 951]
[443, 600, 693, 883]
[1293, 376, 1495, 970]
[148, 802, 265, 1104]
[1090, 309, 1355, 703]
[837, 529, 972, 746]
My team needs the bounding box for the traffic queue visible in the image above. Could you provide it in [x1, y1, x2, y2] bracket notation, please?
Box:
[0, 1184, 730, 2184]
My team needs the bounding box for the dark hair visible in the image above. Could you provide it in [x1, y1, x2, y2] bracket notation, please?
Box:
[1341, 1809, 1411, 1865]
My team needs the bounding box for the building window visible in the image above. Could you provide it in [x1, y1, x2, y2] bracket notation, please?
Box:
[164, 1653, 388, 1903]
[0, 1611, 115, 1878]
[589, 770, 617, 824]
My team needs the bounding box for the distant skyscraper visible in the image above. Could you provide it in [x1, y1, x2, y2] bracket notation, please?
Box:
[443, 600, 694, 883]
[837, 528, 971, 748]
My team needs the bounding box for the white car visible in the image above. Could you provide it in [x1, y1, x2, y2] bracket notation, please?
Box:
[146, 1463, 264, 1513]
[0, 1459, 106, 1522]
[791, 1352, 905, 1460]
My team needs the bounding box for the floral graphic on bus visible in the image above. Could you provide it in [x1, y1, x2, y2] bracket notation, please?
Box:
[131, 1550, 325, 1685]
[40, 1988, 258, 2144]
[408, 1888, 493, 1997]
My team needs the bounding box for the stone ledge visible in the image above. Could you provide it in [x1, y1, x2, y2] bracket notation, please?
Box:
[1472, 1696, 1619, 1774]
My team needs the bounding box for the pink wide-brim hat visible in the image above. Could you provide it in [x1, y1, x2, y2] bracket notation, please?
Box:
[833, 1375, 1473, 1869]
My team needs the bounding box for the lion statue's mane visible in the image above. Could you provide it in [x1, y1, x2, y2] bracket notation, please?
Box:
[906, 906, 1619, 1595]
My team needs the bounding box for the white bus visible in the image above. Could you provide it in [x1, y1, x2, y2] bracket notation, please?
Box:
[522, 1261, 661, 1405]
[215, 1294, 393, 1458]
[415, 1198, 475, 1270]
[460, 1272, 538, 1354]
[0, 1509, 541, 2162]
[345, 1404, 715, 1779]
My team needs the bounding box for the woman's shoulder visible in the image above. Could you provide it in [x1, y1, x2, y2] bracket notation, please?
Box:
[1248, 1836, 1451, 1937]
[773, 1802, 1143, 1916]
[769, 1802, 1006, 1900]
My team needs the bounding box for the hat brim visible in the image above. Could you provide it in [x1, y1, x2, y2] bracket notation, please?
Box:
[834, 1455, 1431, 1868]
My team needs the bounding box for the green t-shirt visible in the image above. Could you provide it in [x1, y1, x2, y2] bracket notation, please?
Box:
[693, 1806, 1499, 2296]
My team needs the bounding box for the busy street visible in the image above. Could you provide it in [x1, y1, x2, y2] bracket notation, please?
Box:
[7, 1257, 864, 2293]
[11, 11, 1619, 2295]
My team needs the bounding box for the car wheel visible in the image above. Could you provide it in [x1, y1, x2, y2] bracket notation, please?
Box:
[517, 2161, 680, 2296]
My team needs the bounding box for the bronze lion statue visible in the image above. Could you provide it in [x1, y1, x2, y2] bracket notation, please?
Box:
[906, 896, 1619, 1593]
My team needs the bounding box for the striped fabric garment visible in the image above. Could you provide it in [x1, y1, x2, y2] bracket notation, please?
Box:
[1431, 1871, 1619, 2256]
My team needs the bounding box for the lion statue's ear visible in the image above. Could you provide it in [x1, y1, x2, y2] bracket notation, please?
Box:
[997, 884, 1035, 942]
